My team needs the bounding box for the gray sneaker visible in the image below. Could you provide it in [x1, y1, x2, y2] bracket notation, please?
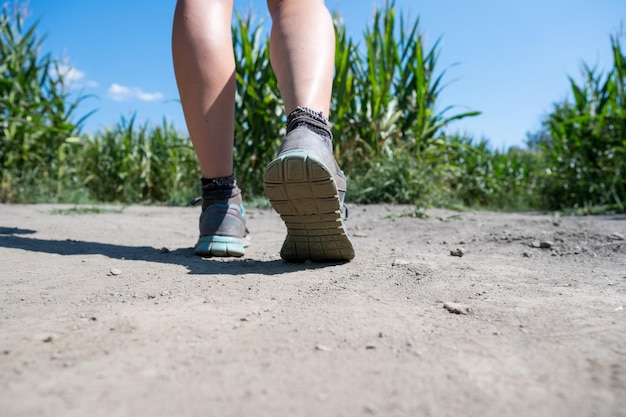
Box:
[263, 110, 355, 262]
[194, 203, 248, 257]
[194, 180, 248, 257]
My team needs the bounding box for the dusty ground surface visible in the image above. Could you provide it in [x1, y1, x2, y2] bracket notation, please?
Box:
[1, 203, 625, 417]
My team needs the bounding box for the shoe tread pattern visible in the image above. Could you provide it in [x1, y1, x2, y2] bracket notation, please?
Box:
[264, 151, 355, 262]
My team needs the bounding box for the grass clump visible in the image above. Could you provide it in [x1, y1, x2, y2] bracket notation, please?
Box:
[50, 206, 125, 215]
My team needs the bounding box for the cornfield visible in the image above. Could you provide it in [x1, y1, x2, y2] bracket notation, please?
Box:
[1, 2, 624, 213]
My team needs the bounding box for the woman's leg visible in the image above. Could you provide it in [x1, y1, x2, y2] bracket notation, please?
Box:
[172, 0, 235, 179]
[267, 0, 335, 116]
[172, 0, 247, 258]
[263, 0, 355, 261]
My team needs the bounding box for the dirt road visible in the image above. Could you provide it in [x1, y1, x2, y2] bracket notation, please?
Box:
[1, 204, 625, 416]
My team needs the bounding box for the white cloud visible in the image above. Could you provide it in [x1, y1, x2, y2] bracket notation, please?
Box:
[58, 64, 85, 82]
[51, 64, 98, 89]
[108, 83, 164, 102]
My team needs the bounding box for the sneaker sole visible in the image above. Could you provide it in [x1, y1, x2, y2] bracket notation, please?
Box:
[194, 236, 247, 258]
[263, 150, 355, 262]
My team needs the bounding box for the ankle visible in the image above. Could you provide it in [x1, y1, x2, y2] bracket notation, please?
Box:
[286, 107, 332, 141]
[201, 174, 242, 210]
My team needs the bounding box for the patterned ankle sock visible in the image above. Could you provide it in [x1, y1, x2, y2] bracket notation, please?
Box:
[201, 174, 241, 211]
[286, 107, 332, 140]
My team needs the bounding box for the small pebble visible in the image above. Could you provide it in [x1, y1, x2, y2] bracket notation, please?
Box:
[443, 302, 470, 315]
[610, 232, 625, 241]
[450, 248, 465, 257]
[315, 344, 333, 352]
[540, 241, 553, 249]
[109, 268, 122, 276]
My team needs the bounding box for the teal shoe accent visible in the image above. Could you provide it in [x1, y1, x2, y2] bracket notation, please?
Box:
[195, 202, 248, 258]
[194, 235, 248, 258]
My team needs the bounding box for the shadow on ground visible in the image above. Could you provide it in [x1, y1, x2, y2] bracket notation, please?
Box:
[0, 227, 340, 276]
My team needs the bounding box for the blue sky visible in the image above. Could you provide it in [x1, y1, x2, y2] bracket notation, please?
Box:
[25, 0, 624, 149]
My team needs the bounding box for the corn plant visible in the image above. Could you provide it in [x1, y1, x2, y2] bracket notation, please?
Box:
[541, 35, 626, 211]
[5, 2, 534, 208]
[232, 12, 283, 197]
[231, 3, 470, 201]
[0, 4, 87, 202]
[80, 116, 198, 203]
[331, 1, 480, 204]
[441, 136, 542, 209]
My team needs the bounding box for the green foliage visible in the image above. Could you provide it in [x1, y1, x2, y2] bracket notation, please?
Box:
[80, 116, 198, 204]
[348, 134, 542, 211]
[331, 3, 479, 168]
[0, 4, 84, 201]
[443, 137, 542, 210]
[196, 1, 483, 208]
[0, 4, 197, 204]
[0, 2, 521, 209]
[540, 35, 626, 211]
[5, 2, 622, 213]
[332, 2, 481, 206]
[232, 12, 283, 197]
[347, 142, 443, 204]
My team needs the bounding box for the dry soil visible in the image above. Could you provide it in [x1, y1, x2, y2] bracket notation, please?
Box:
[1, 204, 625, 417]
